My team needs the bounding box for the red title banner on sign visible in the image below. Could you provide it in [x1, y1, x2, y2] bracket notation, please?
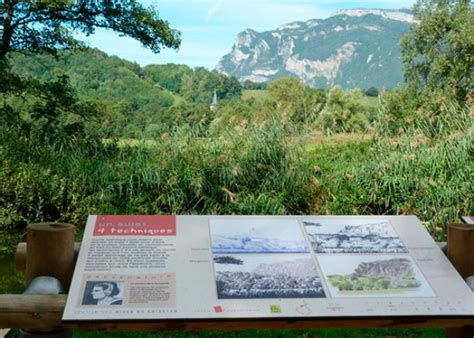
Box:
[94, 215, 176, 236]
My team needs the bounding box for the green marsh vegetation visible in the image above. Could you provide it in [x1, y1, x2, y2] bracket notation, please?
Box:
[328, 275, 421, 293]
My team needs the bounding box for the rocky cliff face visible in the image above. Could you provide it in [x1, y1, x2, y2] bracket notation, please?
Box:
[215, 258, 325, 299]
[305, 221, 408, 253]
[216, 9, 413, 89]
[353, 258, 414, 278]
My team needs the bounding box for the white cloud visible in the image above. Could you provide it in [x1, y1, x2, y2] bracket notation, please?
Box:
[206, 0, 224, 23]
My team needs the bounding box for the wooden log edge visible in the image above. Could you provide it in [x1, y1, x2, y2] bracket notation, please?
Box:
[0, 294, 473, 331]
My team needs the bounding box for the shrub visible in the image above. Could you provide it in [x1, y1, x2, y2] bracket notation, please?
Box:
[316, 86, 374, 134]
[267, 77, 326, 125]
[365, 87, 379, 97]
[378, 87, 470, 137]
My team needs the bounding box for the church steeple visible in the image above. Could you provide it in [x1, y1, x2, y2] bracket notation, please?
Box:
[210, 90, 218, 111]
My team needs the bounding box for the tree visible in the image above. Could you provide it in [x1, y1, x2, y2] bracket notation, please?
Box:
[0, 73, 102, 151]
[0, 1, 182, 141]
[243, 79, 267, 90]
[401, 0, 473, 102]
[213, 256, 243, 265]
[316, 86, 373, 134]
[143, 63, 193, 94]
[267, 77, 326, 124]
[365, 86, 379, 97]
[179, 67, 242, 103]
[0, 0, 181, 60]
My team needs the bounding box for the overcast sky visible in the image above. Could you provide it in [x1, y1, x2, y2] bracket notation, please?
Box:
[78, 0, 416, 69]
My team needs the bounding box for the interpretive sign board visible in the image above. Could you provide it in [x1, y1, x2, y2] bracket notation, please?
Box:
[462, 216, 474, 224]
[63, 215, 474, 321]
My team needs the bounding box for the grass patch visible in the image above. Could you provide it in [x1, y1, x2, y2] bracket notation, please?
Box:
[304, 133, 373, 149]
[5, 329, 444, 338]
[304, 137, 373, 215]
[102, 138, 158, 148]
[0, 255, 23, 294]
[242, 89, 269, 102]
[67, 328, 443, 338]
[360, 95, 380, 108]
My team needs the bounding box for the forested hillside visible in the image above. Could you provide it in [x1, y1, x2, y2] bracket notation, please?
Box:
[8, 49, 381, 138]
[9, 49, 242, 138]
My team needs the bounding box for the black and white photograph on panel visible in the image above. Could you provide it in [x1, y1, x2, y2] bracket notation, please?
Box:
[303, 219, 407, 253]
[210, 218, 309, 254]
[213, 254, 326, 299]
[318, 255, 434, 298]
[81, 280, 124, 305]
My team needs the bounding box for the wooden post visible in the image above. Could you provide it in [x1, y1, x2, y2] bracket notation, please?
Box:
[15, 242, 27, 272]
[25, 223, 75, 292]
[447, 223, 474, 278]
[16, 242, 81, 273]
[446, 223, 474, 338]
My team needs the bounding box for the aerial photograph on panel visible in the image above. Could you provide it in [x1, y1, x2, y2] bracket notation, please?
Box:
[318, 255, 435, 298]
[214, 254, 326, 299]
[303, 219, 407, 253]
[210, 218, 308, 253]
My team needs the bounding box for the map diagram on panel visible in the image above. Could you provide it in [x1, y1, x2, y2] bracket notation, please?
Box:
[303, 219, 407, 253]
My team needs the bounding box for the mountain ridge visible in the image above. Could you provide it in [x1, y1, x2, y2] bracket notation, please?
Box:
[216, 8, 413, 89]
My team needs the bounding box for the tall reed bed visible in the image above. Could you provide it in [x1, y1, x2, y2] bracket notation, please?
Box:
[0, 120, 315, 252]
[314, 100, 473, 240]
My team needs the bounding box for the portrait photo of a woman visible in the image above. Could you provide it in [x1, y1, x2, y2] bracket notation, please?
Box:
[82, 281, 124, 305]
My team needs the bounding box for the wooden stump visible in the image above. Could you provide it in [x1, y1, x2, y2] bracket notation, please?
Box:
[16, 242, 81, 273]
[447, 223, 474, 278]
[446, 223, 474, 338]
[25, 223, 75, 292]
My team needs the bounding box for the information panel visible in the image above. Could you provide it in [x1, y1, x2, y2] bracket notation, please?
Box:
[63, 215, 474, 320]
